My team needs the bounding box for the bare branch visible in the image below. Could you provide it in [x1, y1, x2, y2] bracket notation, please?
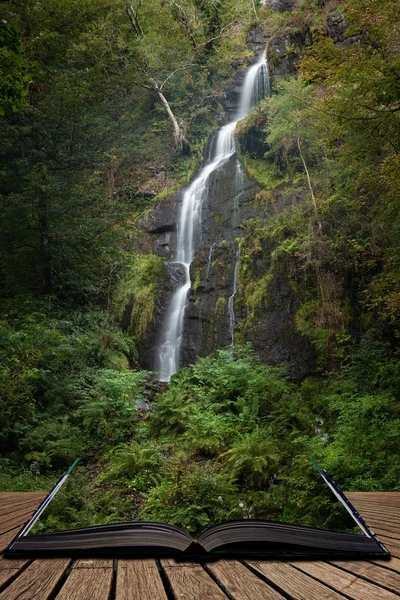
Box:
[297, 137, 322, 232]
[164, 0, 198, 49]
[159, 64, 198, 90]
[126, 1, 143, 37]
[199, 20, 239, 47]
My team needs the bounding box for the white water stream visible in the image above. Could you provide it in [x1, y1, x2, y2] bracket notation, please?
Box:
[157, 52, 269, 381]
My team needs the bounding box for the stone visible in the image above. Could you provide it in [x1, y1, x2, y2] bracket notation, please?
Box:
[246, 25, 270, 55]
[264, 0, 300, 12]
[133, 193, 177, 259]
[326, 12, 348, 44]
[268, 27, 308, 80]
[239, 272, 316, 380]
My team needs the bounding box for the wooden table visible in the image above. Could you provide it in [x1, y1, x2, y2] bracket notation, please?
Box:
[0, 492, 399, 599]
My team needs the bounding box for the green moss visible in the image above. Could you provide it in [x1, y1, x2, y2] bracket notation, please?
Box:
[215, 296, 226, 316]
[192, 265, 202, 292]
[112, 253, 164, 339]
[241, 155, 288, 188]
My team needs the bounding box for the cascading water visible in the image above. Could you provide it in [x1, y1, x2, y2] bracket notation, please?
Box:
[206, 243, 215, 287]
[157, 52, 269, 381]
[228, 241, 241, 345]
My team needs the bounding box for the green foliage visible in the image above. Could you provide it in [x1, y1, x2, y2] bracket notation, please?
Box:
[139, 461, 239, 533]
[0, 21, 35, 115]
[0, 299, 145, 467]
[221, 428, 280, 488]
[112, 253, 164, 339]
[76, 369, 149, 443]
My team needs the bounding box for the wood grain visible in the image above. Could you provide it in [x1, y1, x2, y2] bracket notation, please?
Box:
[248, 561, 345, 599]
[293, 560, 399, 600]
[116, 559, 167, 600]
[0, 504, 43, 527]
[163, 563, 228, 599]
[371, 557, 400, 573]
[0, 526, 25, 553]
[0, 558, 30, 589]
[207, 560, 285, 599]
[330, 559, 400, 593]
[0, 559, 70, 600]
[55, 561, 113, 600]
[0, 495, 45, 512]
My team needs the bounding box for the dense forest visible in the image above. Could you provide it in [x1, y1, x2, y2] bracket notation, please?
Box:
[0, 0, 399, 535]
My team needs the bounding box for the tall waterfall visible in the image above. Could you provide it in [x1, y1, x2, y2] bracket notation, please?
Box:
[157, 52, 269, 381]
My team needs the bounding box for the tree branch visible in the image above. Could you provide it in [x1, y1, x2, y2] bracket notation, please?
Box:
[297, 137, 322, 232]
[159, 64, 197, 90]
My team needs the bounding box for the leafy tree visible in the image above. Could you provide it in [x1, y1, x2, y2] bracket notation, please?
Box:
[0, 21, 34, 115]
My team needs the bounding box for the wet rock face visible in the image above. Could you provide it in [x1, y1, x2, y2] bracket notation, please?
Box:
[268, 27, 311, 80]
[223, 26, 271, 115]
[178, 156, 258, 367]
[264, 0, 300, 12]
[182, 241, 237, 364]
[246, 25, 270, 55]
[326, 12, 348, 44]
[240, 272, 316, 381]
[223, 67, 247, 115]
[138, 261, 184, 371]
[134, 194, 177, 259]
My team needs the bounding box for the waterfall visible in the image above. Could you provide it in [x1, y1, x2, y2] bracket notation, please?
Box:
[228, 241, 241, 345]
[206, 243, 215, 288]
[157, 52, 269, 382]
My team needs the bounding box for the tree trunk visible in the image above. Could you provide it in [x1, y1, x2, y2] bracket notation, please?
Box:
[150, 80, 191, 154]
[297, 137, 322, 232]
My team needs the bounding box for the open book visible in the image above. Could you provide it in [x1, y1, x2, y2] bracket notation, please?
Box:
[6, 461, 389, 559]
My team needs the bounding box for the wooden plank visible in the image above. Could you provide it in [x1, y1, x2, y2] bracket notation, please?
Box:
[330, 559, 400, 594]
[207, 560, 286, 599]
[346, 492, 400, 500]
[163, 562, 228, 599]
[0, 504, 41, 528]
[358, 520, 400, 538]
[379, 542, 400, 559]
[348, 502, 400, 510]
[0, 557, 29, 571]
[0, 558, 30, 590]
[349, 510, 400, 523]
[0, 525, 24, 553]
[248, 561, 345, 599]
[293, 561, 399, 600]
[371, 557, 400, 572]
[346, 492, 400, 502]
[0, 501, 41, 516]
[0, 512, 36, 537]
[73, 559, 113, 569]
[0, 495, 45, 510]
[346, 506, 400, 526]
[161, 559, 199, 567]
[349, 508, 400, 522]
[0, 570, 21, 590]
[0, 493, 46, 502]
[0, 559, 70, 600]
[347, 499, 400, 509]
[376, 535, 400, 550]
[116, 559, 168, 600]
[55, 561, 113, 600]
